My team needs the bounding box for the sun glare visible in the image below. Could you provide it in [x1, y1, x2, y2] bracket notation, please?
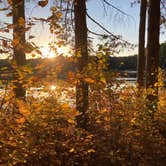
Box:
[41, 46, 71, 58]
[50, 85, 56, 90]
[57, 46, 71, 56]
[41, 47, 55, 59]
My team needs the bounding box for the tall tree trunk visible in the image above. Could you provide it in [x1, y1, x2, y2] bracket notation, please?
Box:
[137, 0, 147, 87]
[74, 0, 89, 128]
[146, 0, 160, 111]
[13, 0, 26, 99]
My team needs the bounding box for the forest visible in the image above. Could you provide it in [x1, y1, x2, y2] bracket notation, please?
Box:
[0, 0, 166, 165]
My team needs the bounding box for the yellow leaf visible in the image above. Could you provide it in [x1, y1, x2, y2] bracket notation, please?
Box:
[18, 17, 25, 26]
[62, 103, 69, 109]
[87, 149, 95, 153]
[100, 77, 106, 84]
[104, 117, 110, 122]
[96, 119, 101, 123]
[85, 78, 95, 84]
[69, 148, 75, 153]
[67, 119, 75, 124]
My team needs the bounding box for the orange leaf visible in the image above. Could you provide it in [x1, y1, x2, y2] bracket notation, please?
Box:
[16, 117, 25, 124]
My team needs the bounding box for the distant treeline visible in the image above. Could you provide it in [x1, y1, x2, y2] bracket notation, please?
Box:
[108, 55, 137, 71]
[109, 42, 166, 71]
[0, 43, 166, 78]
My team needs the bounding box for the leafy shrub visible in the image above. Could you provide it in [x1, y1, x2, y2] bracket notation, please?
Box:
[0, 82, 166, 165]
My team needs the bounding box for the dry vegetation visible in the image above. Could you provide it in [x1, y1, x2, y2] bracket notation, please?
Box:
[0, 80, 166, 166]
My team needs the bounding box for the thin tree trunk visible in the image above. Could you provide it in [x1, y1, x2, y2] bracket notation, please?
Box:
[13, 0, 26, 99]
[74, 0, 89, 128]
[146, 0, 160, 111]
[137, 0, 147, 87]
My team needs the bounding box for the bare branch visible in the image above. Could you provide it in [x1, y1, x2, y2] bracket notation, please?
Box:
[88, 29, 109, 38]
[102, 0, 135, 20]
[86, 12, 132, 44]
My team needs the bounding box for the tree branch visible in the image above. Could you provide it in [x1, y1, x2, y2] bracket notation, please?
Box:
[86, 12, 132, 44]
[102, 0, 135, 20]
[88, 29, 109, 38]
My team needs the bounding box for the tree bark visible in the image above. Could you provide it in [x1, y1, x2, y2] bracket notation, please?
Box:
[146, 0, 160, 111]
[137, 0, 147, 87]
[74, 0, 89, 128]
[13, 0, 26, 99]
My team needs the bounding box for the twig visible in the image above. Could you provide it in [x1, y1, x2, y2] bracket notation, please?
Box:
[102, 0, 134, 20]
[86, 12, 132, 45]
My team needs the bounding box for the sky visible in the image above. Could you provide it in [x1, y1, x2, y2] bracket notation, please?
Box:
[87, 0, 140, 56]
[28, 0, 141, 56]
[87, 0, 165, 55]
[0, 0, 166, 58]
[87, 0, 139, 42]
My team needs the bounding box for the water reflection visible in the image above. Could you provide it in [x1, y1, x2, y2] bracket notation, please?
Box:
[50, 85, 56, 90]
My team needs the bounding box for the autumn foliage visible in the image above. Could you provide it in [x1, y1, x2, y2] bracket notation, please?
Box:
[0, 77, 166, 165]
[0, 0, 166, 165]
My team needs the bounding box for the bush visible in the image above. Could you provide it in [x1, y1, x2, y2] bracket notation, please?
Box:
[0, 82, 166, 165]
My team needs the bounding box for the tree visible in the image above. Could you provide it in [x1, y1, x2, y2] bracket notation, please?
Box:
[159, 42, 166, 69]
[13, 0, 26, 99]
[146, 0, 160, 110]
[74, 0, 89, 128]
[137, 0, 147, 87]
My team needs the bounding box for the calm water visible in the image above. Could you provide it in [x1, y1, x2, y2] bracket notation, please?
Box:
[0, 77, 136, 101]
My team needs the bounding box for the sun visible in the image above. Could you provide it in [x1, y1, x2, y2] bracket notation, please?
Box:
[41, 46, 71, 58]
[41, 47, 55, 58]
[50, 85, 56, 90]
